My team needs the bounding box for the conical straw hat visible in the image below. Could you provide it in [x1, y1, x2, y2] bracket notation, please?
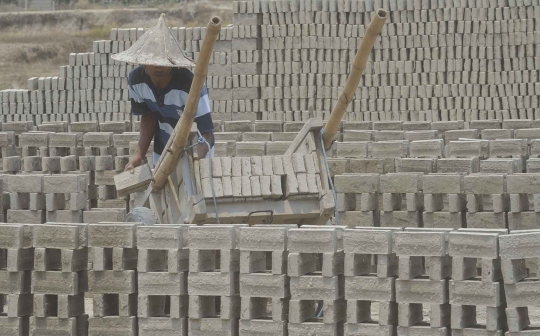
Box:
[111, 13, 196, 68]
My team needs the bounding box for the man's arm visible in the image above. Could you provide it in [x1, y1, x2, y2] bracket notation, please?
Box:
[125, 113, 157, 171]
[197, 130, 214, 159]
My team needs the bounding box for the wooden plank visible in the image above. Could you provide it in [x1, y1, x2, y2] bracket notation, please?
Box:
[165, 177, 182, 223]
[148, 192, 164, 224]
[284, 118, 324, 156]
[114, 163, 153, 197]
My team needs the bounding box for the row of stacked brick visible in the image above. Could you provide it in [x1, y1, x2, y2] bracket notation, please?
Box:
[2, 223, 540, 335]
[0, 24, 235, 125]
[234, 0, 540, 122]
[334, 172, 540, 230]
[5, 0, 540, 124]
[11, 124, 540, 177]
[0, 122, 139, 224]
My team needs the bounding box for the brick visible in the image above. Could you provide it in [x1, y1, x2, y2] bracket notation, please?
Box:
[288, 228, 341, 253]
[448, 232, 499, 259]
[393, 231, 446, 256]
[396, 279, 448, 304]
[334, 174, 379, 194]
[43, 175, 87, 193]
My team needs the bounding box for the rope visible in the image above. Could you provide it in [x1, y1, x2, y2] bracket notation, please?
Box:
[320, 128, 339, 226]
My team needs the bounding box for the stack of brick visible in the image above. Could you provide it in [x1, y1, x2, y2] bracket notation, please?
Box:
[238, 226, 290, 335]
[0, 224, 33, 335]
[137, 225, 191, 336]
[344, 227, 400, 335]
[484, 138, 527, 174]
[64, 47, 133, 123]
[232, 2, 260, 121]
[423, 174, 466, 228]
[95, 153, 126, 209]
[88, 222, 139, 336]
[83, 132, 127, 210]
[506, 174, 540, 230]
[0, 90, 33, 123]
[449, 229, 507, 335]
[393, 229, 452, 335]
[46, 132, 79, 174]
[500, 231, 540, 335]
[206, 26, 235, 121]
[31, 224, 89, 335]
[112, 132, 138, 165]
[367, 141, 408, 172]
[287, 227, 345, 335]
[5, 174, 46, 224]
[334, 173, 380, 227]
[463, 174, 509, 229]
[195, 154, 325, 201]
[379, 173, 424, 228]
[79, 154, 98, 210]
[19, 132, 49, 158]
[43, 174, 87, 223]
[188, 225, 240, 335]
[0, 131, 18, 165]
[18, 132, 46, 173]
[83, 132, 113, 157]
[401, 139, 442, 173]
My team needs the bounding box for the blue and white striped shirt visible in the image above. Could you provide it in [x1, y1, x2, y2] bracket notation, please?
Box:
[128, 65, 213, 164]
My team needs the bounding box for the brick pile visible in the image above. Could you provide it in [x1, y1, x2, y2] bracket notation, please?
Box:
[288, 227, 346, 335]
[0, 224, 33, 335]
[344, 227, 399, 335]
[195, 154, 322, 201]
[238, 226, 290, 335]
[393, 228, 452, 335]
[137, 225, 191, 336]
[88, 223, 139, 335]
[187, 225, 242, 335]
[0, 223, 537, 335]
[31, 223, 89, 335]
[1, 0, 540, 124]
[449, 229, 507, 335]
[5, 119, 540, 229]
[500, 230, 540, 335]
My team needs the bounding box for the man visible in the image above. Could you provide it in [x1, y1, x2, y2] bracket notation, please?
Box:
[111, 14, 214, 172]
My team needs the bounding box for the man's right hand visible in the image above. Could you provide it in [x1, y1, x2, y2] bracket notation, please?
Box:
[124, 154, 145, 172]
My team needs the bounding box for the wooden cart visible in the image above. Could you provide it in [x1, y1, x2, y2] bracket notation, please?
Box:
[115, 10, 387, 226]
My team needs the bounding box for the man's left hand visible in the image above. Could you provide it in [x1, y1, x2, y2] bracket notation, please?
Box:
[197, 143, 209, 158]
[197, 130, 213, 159]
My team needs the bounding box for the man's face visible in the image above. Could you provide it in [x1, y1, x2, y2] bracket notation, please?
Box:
[145, 65, 172, 79]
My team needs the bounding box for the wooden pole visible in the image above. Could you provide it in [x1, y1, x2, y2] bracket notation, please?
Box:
[152, 16, 222, 190]
[322, 9, 387, 149]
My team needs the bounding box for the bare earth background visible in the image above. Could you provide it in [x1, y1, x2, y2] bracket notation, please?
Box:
[0, 1, 232, 90]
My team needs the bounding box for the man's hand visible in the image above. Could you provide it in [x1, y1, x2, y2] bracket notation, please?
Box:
[124, 153, 146, 172]
[197, 143, 209, 159]
[197, 130, 213, 159]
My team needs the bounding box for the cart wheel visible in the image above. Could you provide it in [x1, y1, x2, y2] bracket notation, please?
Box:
[126, 207, 159, 226]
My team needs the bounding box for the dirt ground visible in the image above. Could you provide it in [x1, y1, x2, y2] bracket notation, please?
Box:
[0, 3, 232, 90]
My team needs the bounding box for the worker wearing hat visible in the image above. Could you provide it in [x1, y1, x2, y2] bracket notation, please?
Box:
[112, 14, 215, 172]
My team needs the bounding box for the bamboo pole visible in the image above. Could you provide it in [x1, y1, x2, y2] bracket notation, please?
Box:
[152, 16, 222, 191]
[322, 9, 387, 149]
